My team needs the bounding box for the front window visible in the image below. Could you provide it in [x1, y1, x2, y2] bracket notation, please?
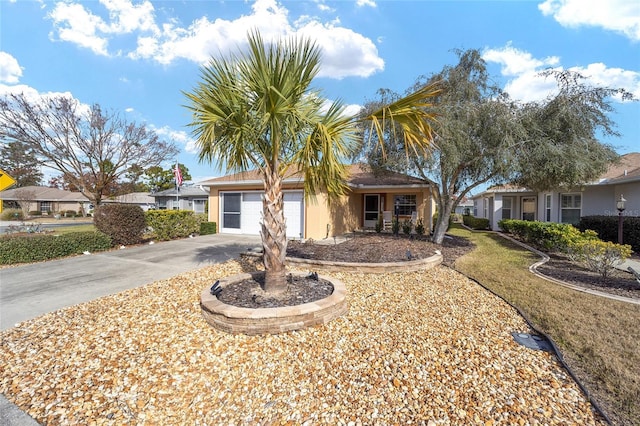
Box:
[393, 194, 416, 216]
[561, 194, 581, 224]
[502, 197, 512, 220]
[40, 201, 51, 213]
[545, 194, 551, 222]
[157, 199, 167, 210]
[223, 193, 241, 229]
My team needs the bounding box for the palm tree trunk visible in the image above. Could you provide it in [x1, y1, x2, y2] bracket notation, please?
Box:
[261, 170, 288, 293]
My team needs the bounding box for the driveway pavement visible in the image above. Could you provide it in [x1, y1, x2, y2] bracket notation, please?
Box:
[0, 233, 261, 425]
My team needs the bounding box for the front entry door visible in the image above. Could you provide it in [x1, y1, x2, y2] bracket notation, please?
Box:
[364, 194, 380, 228]
[522, 197, 536, 221]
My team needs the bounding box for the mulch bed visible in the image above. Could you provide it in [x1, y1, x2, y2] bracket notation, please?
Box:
[287, 232, 639, 301]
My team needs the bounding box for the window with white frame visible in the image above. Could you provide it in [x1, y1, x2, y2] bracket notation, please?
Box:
[545, 194, 551, 222]
[40, 201, 51, 212]
[502, 197, 512, 220]
[393, 194, 417, 216]
[560, 194, 581, 224]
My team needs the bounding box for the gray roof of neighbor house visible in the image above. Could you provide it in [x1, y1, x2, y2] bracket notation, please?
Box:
[0, 185, 89, 202]
[199, 164, 432, 188]
[151, 186, 209, 198]
[106, 192, 156, 204]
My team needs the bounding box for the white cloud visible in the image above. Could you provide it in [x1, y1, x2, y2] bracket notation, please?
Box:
[0, 52, 23, 84]
[153, 125, 198, 154]
[356, 0, 377, 8]
[47, 0, 384, 79]
[483, 44, 640, 103]
[482, 43, 559, 76]
[538, 0, 640, 41]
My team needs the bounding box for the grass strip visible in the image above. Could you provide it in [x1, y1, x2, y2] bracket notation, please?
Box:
[449, 224, 640, 426]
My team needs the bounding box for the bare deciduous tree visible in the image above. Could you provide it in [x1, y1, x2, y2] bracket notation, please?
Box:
[0, 94, 179, 205]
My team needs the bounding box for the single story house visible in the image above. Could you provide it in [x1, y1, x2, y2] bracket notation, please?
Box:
[151, 185, 209, 213]
[104, 192, 157, 211]
[471, 152, 640, 230]
[199, 164, 436, 239]
[0, 185, 90, 215]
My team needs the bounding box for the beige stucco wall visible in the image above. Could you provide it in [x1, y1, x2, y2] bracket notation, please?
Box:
[207, 184, 433, 239]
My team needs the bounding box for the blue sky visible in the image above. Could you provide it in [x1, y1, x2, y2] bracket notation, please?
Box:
[1, 0, 639, 185]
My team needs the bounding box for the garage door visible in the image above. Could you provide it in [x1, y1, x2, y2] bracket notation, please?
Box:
[220, 191, 304, 237]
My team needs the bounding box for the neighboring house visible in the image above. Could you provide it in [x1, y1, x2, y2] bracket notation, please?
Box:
[454, 196, 474, 215]
[104, 192, 157, 211]
[151, 185, 209, 213]
[0, 186, 90, 215]
[471, 152, 640, 230]
[199, 164, 435, 239]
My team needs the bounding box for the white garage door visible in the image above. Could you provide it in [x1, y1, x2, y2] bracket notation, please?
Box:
[220, 191, 304, 237]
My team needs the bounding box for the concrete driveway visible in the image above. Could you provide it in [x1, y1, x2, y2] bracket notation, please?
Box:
[1, 233, 261, 425]
[1, 233, 262, 330]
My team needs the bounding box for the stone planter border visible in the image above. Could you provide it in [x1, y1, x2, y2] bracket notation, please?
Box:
[242, 251, 443, 274]
[201, 271, 348, 335]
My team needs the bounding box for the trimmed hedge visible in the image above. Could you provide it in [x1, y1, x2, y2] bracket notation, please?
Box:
[498, 219, 592, 252]
[94, 204, 146, 246]
[199, 221, 217, 235]
[145, 210, 206, 241]
[578, 215, 640, 253]
[0, 231, 112, 265]
[462, 215, 490, 230]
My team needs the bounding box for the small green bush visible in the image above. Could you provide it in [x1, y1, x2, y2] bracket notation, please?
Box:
[64, 210, 77, 218]
[462, 215, 490, 230]
[93, 204, 146, 245]
[1, 208, 23, 221]
[570, 239, 632, 279]
[0, 231, 112, 264]
[391, 218, 400, 235]
[402, 219, 413, 235]
[145, 210, 204, 240]
[200, 221, 217, 235]
[29, 210, 42, 216]
[374, 216, 383, 233]
[415, 218, 425, 236]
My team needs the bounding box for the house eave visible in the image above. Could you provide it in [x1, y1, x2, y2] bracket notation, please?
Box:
[348, 183, 432, 190]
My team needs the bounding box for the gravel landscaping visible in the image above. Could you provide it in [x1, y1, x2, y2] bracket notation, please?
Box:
[0, 257, 606, 425]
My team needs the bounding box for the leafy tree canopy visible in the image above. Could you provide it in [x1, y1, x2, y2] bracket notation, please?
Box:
[0, 140, 43, 187]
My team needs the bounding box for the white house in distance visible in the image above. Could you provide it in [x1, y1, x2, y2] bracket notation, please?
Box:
[471, 152, 640, 230]
[150, 185, 209, 213]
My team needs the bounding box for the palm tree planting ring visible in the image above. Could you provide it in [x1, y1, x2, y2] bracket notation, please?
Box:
[200, 271, 348, 335]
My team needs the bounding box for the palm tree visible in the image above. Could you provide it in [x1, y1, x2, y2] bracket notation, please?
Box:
[184, 31, 437, 294]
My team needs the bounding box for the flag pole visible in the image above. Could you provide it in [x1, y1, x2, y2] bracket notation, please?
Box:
[175, 161, 179, 210]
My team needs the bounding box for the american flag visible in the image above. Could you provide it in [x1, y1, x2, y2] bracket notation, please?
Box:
[174, 162, 183, 187]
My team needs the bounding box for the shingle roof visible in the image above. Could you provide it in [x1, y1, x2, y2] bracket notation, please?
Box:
[598, 152, 640, 183]
[151, 186, 209, 197]
[0, 185, 89, 202]
[199, 164, 431, 188]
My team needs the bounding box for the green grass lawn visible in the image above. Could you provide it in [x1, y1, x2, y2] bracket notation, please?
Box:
[46, 224, 96, 234]
[449, 224, 640, 426]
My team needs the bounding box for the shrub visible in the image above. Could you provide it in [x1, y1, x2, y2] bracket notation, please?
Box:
[578, 215, 640, 253]
[391, 219, 400, 235]
[200, 221, 217, 235]
[93, 204, 146, 245]
[29, 210, 42, 216]
[570, 239, 632, 279]
[64, 210, 77, 218]
[374, 216, 382, 233]
[0, 231, 111, 264]
[498, 219, 600, 254]
[415, 218, 425, 236]
[402, 219, 413, 235]
[145, 210, 204, 240]
[462, 215, 490, 230]
[1, 208, 23, 221]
